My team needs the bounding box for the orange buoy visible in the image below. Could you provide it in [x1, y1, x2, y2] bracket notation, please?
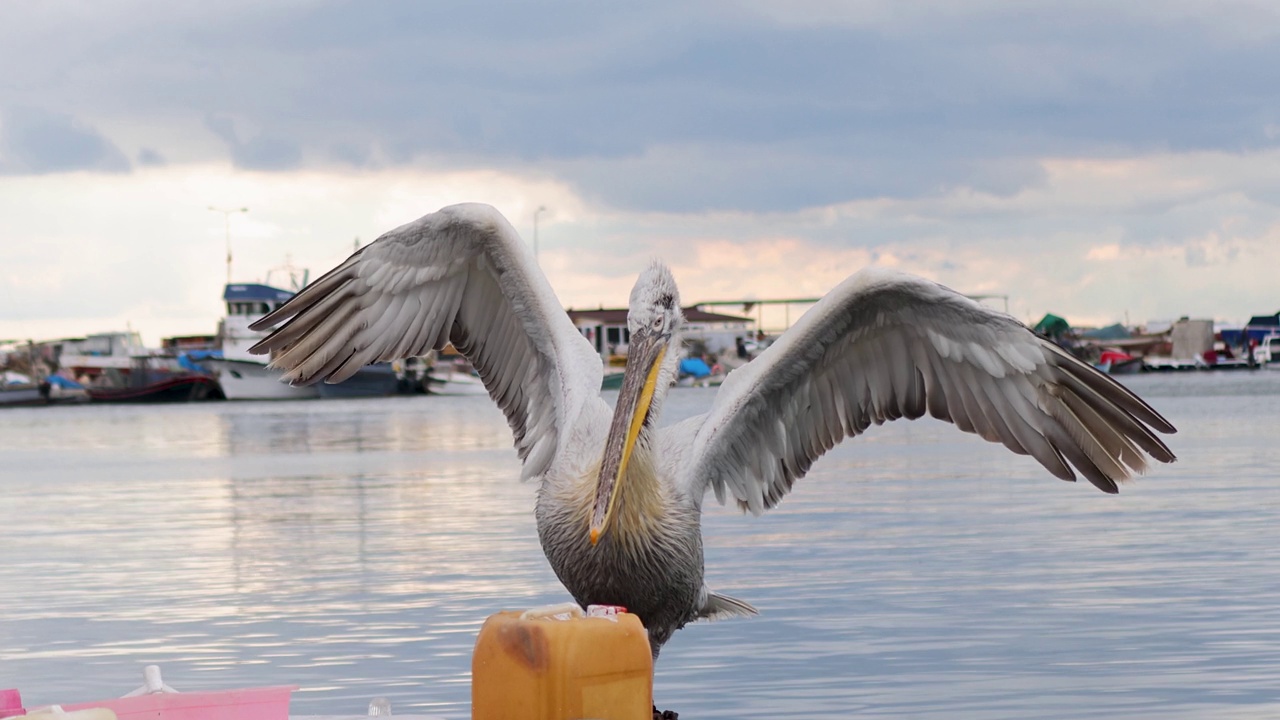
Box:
[472, 603, 653, 720]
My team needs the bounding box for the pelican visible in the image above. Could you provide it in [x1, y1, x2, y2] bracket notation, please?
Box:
[249, 203, 1175, 700]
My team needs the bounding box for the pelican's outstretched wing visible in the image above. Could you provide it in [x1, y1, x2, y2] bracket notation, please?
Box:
[680, 267, 1176, 514]
[248, 203, 605, 481]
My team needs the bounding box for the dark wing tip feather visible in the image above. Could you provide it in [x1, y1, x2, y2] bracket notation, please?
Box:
[1053, 346, 1179, 437]
[1058, 354, 1178, 460]
[1035, 347, 1177, 494]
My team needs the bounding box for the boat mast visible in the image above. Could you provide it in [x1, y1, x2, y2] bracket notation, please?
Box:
[209, 206, 249, 284]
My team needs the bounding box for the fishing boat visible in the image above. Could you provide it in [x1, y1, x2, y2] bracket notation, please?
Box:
[54, 332, 221, 402]
[56, 332, 152, 378]
[0, 371, 44, 408]
[1248, 332, 1280, 369]
[1094, 349, 1145, 375]
[209, 268, 399, 400]
[44, 374, 91, 404]
[208, 279, 320, 401]
[0, 341, 48, 407]
[85, 371, 223, 403]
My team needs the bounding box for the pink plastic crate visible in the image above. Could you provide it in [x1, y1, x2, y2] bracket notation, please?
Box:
[59, 686, 295, 720]
[0, 688, 23, 718]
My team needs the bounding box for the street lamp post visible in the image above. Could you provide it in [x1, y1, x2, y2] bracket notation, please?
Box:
[209, 206, 249, 284]
[533, 205, 548, 261]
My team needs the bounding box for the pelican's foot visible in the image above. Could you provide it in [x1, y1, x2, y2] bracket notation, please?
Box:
[653, 705, 678, 720]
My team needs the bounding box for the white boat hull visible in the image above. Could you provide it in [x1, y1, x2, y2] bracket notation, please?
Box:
[208, 359, 318, 401]
[0, 385, 44, 406]
[425, 369, 489, 396]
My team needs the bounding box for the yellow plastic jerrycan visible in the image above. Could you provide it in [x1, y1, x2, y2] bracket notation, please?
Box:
[472, 602, 653, 720]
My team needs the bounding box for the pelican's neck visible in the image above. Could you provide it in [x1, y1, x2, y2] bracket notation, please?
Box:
[605, 434, 669, 546]
[626, 424, 662, 491]
[563, 417, 669, 548]
[643, 335, 677, 426]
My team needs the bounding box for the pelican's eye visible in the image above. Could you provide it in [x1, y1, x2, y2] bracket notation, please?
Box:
[652, 316, 663, 330]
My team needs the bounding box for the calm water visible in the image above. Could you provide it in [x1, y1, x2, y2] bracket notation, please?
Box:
[1, 373, 1277, 719]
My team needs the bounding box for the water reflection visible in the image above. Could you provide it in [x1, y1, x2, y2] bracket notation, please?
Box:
[0, 374, 1278, 718]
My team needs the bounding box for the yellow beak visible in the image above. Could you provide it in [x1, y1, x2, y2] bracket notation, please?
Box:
[590, 328, 666, 545]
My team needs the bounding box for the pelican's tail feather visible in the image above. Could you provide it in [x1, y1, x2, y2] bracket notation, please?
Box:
[699, 591, 759, 621]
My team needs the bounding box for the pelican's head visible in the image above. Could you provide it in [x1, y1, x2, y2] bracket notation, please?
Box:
[590, 261, 683, 545]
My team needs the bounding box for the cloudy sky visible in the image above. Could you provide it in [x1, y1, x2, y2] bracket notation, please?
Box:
[3, 0, 1280, 343]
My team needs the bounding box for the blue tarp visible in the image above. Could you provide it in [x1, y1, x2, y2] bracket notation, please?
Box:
[46, 375, 84, 389]
[679, 357, 712, 378]
[178, 350, 222, 373]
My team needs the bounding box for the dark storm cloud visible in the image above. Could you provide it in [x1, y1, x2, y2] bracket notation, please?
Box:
[136, 147, 166, 166]
[2, 1, 1279, 209]
[0, 107, 131, 174]
[205, 115, 304, 171]
[329, 141, 375, 168]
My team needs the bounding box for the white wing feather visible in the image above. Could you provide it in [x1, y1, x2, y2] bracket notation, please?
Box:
[679, 267, 1176, 513]
[248, 203, 605, 481]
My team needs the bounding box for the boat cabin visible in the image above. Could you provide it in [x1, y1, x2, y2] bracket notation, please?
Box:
[224, 283, 296, 318]
[567, 306, 754, 361]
